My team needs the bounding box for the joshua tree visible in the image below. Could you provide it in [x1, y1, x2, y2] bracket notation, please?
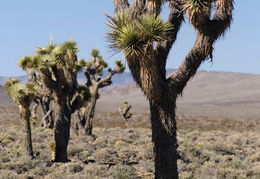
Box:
[75, 49, 125, 136]
[107, 0, 234, 178]
[19, 56, 54, 128]
[4, 79, 38, 158]
[119, 101, 132, 128]
[18, 40, 91, 162]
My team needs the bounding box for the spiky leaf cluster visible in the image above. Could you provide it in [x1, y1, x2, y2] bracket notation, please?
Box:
[84, 49, 109, 76]
[4, 79, 38, 103]
[18, 56, 34, 70]
[19, 41, 80, 74]
[182, 0, 212, 28]
[77, 85, 91, 102]
[4, 78, 20, 96]
[35, 44, 56, 55]
[114, 60, 125, 73]
[107, 13, 173, 56]
[91, 49, 100, 58]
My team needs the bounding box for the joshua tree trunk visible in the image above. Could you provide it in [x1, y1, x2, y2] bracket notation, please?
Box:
[19, 104, 34, 158]
[150, 99, 178, 179]
[39, 97, 54, 128]
[83, 86, 98, 136]
[53, 98, 71, 162]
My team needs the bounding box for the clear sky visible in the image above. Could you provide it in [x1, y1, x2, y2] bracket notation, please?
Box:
[0, 1, 259, 77]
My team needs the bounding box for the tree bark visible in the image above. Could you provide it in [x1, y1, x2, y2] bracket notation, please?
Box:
[150, 90, 178, 179]
[19, 105, 34, 158]
[83, 87, 98, 136]
[53, 99, 71, 162]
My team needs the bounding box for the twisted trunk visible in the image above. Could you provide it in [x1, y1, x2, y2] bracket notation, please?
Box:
[41, 99, 53, 128]
[83, 85, 99, 136]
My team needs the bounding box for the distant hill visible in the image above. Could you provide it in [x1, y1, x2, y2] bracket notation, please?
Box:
[0, 69, 176, 86]
[1, 70, 260, 120]
[97, 71, 260, 120]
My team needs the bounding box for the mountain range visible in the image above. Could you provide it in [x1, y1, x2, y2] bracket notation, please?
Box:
[1, 69, 259, 120]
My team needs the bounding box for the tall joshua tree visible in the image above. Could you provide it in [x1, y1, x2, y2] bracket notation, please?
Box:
[4, 79, 38, 158]
[19, 40, 91, 162]
[76, 49, 125, 136]
[108, 0, 234, 178]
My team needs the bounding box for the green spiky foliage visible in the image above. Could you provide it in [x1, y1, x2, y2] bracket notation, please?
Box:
[91, 48, 100, 58]
[114, 60, 125, 73]
[77, 85, 91, 102]
[4, 79, 38, 103]
[182, 0, 212, 28]
[35, 44, 56, 55]
[18, 56, 34, 70]
[107, 13, 173, 56]
[3, 78, 20, 96]
[71, 85, 92, 113]
[18, 41, 87, 78]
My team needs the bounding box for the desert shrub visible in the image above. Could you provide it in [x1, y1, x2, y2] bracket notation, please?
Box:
[1, 134, 15, 147]
[68, 146, 84, 157]
[68, 162, 84, 173]
[0, 170, 20, 179]
[114, 140, 126, 149]
[137, 143, 153, 160]
[82, 163, 112, 179]
[76, 150, 91, 162]
[248, 152, 260, 163]
[93, 147, 118, 163]
[137, 160, 154, 174]
[0, 121, 259, 178]
[179, 171, 194, 179]
[111, 165, 137, 179]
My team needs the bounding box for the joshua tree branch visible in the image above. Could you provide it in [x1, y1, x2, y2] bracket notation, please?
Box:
[156, 1, 184, 65]
[167, 0, 233, 96]
[39, 68, 54, 89]
[114, 0, 129, 13]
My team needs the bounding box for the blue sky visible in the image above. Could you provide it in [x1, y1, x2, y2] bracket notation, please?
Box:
[0, 1, 259, 77]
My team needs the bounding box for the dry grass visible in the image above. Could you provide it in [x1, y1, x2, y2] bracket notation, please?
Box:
[0, 108, 260, 178]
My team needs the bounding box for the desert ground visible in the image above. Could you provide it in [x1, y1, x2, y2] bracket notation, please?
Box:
[0, 70, 260, 178]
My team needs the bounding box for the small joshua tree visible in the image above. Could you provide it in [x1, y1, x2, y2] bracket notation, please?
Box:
[18, 56, 54, 128]
[119, 101, 132, 128]
[75, 49, 125, 136]
[4, 78, 38, 158]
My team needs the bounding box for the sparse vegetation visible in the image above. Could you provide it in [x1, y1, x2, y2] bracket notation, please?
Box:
[0, 111, 259, 178]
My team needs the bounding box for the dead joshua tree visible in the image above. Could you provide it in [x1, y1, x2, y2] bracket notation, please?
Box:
[75, 49, 125, 136]
[119, 101, 132, 128]
[107, 0, 234, 178]
[4, 79, 38, 158]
